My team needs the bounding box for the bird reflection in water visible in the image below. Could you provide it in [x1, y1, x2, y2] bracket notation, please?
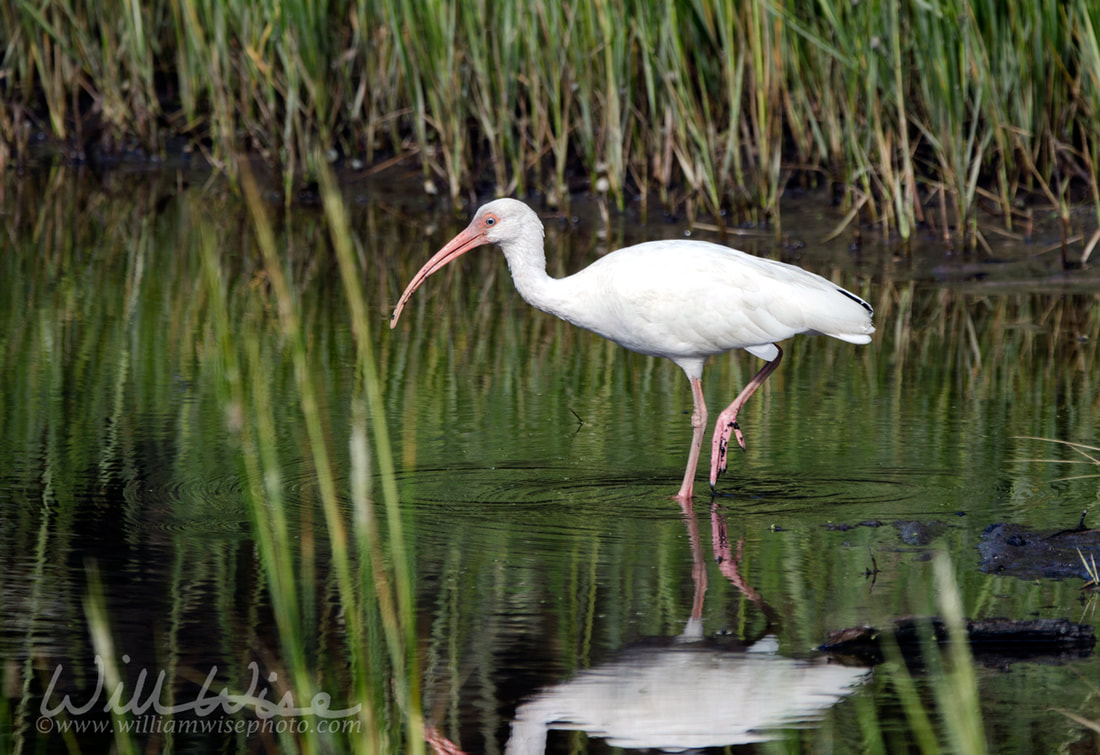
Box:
[499, 501, 869, 753]
[421, 501, 871, 754]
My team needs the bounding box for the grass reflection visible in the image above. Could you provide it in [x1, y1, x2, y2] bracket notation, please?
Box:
[197, 166, 424, 752]
[1, 171, 1099, 751]
[1, 167, 427, 750]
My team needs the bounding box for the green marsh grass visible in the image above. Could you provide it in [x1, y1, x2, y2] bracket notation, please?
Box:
[5, 1, 1100, 240]
[1017, 437, 1100, 483]
[870, 555, 985, 755]
[1081, 549, 1099, 589]
[197, 166, 424, 752]
[0, 166, 434, 751]
[83, 564, 139, 755]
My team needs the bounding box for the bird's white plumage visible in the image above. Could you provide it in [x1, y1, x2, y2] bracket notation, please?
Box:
[481, 199, 874, 379]
[392, 197, 874, 499]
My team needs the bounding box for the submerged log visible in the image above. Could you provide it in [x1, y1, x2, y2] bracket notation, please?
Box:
[978, 520, 1100, 580]
[820, 617, 1095, 666]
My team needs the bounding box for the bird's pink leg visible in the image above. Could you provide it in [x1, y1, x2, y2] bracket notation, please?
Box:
[676, 377, 708, 501]
[710, 346, 784, 488]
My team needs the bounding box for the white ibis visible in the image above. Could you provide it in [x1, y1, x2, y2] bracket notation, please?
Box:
[391, 199, 874, 500]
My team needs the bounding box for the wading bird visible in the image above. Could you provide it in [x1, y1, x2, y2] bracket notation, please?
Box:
[391, 199, 874, 500]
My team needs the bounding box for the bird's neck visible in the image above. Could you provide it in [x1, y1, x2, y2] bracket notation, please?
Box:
[500, 240, 569, 317]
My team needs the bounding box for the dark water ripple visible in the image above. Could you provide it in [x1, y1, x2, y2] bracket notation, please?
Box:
[122, 474, 251, 535]
[393, 463, 942, 518]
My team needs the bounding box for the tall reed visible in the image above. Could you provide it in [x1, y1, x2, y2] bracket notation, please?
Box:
[197, 164, 423, 751]
[4, 0, 1099, 240]
[874, 555, 987, 754]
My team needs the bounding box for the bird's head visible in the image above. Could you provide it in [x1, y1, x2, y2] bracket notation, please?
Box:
[390, 199, 543, 328]
[470, 198, 543, 246]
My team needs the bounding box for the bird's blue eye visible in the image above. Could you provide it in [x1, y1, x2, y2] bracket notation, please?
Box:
[485, 216, 496, 226]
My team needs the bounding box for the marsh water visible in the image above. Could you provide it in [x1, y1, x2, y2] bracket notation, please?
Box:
[2, 165, 1100, 753]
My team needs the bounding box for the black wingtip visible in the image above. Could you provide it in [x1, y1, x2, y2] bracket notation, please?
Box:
[836, 287, 873, 315]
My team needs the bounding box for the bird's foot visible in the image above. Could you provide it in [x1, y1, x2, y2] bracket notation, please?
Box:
[711, 420, 745, 484]
[721, 420, 746, 462]
[732, 420, 746, 452]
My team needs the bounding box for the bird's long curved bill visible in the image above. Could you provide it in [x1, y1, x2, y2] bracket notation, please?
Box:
[390, 226, 486, 328]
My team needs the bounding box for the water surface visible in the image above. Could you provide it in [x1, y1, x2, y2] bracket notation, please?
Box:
[1, 167, 1099, 752]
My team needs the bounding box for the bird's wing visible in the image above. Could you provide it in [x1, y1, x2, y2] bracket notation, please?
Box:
[564, 242, 871, 361]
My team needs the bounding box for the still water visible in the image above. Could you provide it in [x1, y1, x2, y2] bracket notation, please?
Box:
[1, 166, 1099, 753]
